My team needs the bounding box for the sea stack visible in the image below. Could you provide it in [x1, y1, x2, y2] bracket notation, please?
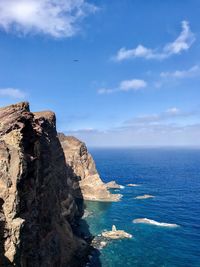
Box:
[58, 134, 121, 202]
[0, 102, 89, 266]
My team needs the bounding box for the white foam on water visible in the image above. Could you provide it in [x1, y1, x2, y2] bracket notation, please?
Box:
[126, 184, 141, 187]
[133, 218, 179, 227]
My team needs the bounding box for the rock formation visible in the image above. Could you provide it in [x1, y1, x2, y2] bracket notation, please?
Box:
[58, 134, 121, 202]
[101, 225, 132, 239]
[106, 181, 123, 189]
[91, 225, 132, 250]
[0, 102, 89, 267]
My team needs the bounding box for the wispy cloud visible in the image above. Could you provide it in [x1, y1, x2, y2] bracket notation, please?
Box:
[98, 79, 147, 94]
[113, 21, 195, 61]
[0, 88, 26, 99]
[64, 108, 200, 147]
[0, 0, 97, 38]
[124, 107, 194, 125]
[64, 123, 200, 147]
[160, 65, 200, 78]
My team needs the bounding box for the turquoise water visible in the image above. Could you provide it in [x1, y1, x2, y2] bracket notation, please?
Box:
[84, 148, 200, 267]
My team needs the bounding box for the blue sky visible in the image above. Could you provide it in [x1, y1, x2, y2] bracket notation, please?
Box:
[0, 0, 200, 147]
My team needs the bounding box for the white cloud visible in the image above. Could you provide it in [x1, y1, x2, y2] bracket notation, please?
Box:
[98, 79, 147, 94]
[63, 108, 200, 147]
[163, 21, 195, 55]
[0, 88, 26, 98]
[160, 65, 200, 78]
[115, 45, 156, 61]
[119, 79, 147, 91]
[98, 88, 114, 95]
[114, 21, 195, 61]
[0, 0, 97, 37]
[64, 123, 200, 147]
[166, 107, 180, 115]
[124, 107, 193, 125]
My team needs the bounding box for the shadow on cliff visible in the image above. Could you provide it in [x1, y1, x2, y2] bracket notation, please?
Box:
[54, 137, 102, 267]
[0, 198, 13, 267]
[62, 155, 103, 267]
[15, 114, 102, 267]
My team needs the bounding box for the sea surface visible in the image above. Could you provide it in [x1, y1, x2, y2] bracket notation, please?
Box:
[84, 148, 200, 267]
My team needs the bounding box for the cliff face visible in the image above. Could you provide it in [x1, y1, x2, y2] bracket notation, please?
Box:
[58, 134, 121, 202]
[0, 103, 88, 267]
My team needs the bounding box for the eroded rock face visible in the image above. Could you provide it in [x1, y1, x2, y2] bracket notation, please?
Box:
[0, 102, 88, 267]
[58, 134, 121, 202]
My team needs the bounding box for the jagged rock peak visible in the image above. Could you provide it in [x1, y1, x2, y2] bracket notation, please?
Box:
[0, 102, 32, 137]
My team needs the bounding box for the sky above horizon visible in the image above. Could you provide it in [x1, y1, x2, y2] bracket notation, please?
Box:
[0, 0, 200, 147]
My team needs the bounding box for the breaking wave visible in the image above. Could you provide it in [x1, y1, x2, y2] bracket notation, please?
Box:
[133, 218, 179, 227]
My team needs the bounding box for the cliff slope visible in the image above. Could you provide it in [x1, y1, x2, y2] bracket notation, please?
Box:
[58, 134, 121, 202]
[0, 103, 88, 267]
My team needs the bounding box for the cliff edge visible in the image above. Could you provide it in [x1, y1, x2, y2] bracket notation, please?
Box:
[0, 103, 88, 267]
[58, 134, 121, 202]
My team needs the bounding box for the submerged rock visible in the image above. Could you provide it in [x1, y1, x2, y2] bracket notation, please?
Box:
[83, 209, 93, 219]
[58, 134, 121, 202]
[91, 236, 108, 250]
[134, 194, 154, 199]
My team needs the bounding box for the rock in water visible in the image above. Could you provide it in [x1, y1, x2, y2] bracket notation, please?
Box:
[106, 181, 124, 189]
[134, 194, 154, 199]
[101, 226, 132, 239]
[0, 102, 89, 267]
[127, 183, 140, 187]
[58, 134, 121, 202]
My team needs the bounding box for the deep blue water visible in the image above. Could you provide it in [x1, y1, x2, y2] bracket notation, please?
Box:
[84, 148, 200, 267]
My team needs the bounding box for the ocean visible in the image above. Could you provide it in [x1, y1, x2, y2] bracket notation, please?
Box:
[84, 148, 200, 267]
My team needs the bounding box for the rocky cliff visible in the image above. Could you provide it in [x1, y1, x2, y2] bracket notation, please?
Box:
[58, 134, 121, 202]
[0, 102, 88, 267]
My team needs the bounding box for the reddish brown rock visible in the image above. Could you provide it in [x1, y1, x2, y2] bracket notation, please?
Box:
[58, 134, 121, 202]
[0, 102, 88, 267]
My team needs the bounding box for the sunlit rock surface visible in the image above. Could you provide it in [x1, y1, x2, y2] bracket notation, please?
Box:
[101, 225, 132, 239]
[0, 102, 89, 267]
[106, 181, 124, 189]
[58, 134, 121, 202]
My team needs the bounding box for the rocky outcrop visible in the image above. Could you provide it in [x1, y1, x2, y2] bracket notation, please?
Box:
[0, 102, 88, 267]
[101, 225, 132, 239]
[106, 181, 123, 189]
[58, 134, 121, 202]
[92, 225, 132, 249]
